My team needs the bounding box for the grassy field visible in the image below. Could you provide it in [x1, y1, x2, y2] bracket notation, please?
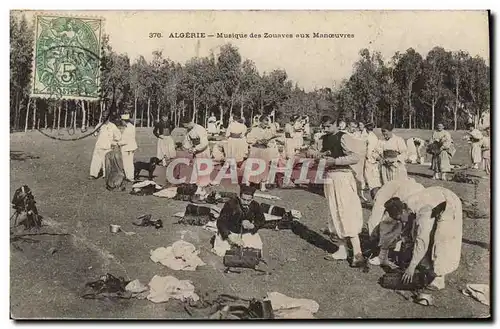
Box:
[10, 127, 490, 319]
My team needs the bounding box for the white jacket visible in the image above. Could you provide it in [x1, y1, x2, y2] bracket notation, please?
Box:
[119, 123, 138, 152]
[95, 122, 121, 150]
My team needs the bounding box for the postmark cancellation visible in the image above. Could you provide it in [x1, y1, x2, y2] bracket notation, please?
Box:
[31, 15, 104, 101]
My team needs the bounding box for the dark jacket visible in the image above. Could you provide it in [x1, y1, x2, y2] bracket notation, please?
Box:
[153, 120, 172, 138]
[216, 197, 265, 240]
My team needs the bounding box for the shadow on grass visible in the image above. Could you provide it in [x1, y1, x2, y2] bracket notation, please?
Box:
[290, 221, 338, 254]
[462, 238, 490, 250]
[10, 151, 40, 162]
[297, 184, 325, 197]
[408, 171, 434, 179]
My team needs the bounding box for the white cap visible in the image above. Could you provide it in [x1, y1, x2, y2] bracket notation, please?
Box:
[121, 114, 130, 120]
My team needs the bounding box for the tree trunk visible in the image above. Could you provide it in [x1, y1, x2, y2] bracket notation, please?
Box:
[229, 96, 234, 118]
[219, 105, 224, 123]
[31, 99, 37, 131]
[408, 86, 412, 129]
[260, 91, 264, 113]
[157, 104, 160, 122]
[133, 91, 138, 126]
[141, 104, 144, 127]
[64, 102, 68, 128]
[390, 104, 393, 125]
[454, 82, 459, 130]
[57, 103, 62, 130]
[454, 109, 458, 131]
[81, 100, 87, 130]
[181, 101, 186, 121]
[98, 101, 104, 123]
[147, 97, 151, 128]
[37, 117, 40, 130]
[24, 98, 31, 133]
[176, 101, 179, 127]
[240, 101, 244, 119]
[431, 100, 435, 131]
[52, 104, 56, 130]
[204, 104, 208, 127]
[14, 92, 20, 131]
[192, 88, 197, 123]
[44, 110, 48, 129]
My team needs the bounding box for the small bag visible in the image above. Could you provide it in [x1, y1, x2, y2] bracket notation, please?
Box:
[223, 247, 262, 269]
[248, 299, 275, 319]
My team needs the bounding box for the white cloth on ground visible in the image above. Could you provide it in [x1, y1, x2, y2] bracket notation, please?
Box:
[133, 180, 162, 189]
[147, 275, 200, 303]
[462, 284, 489, 306]
[125, 279, 148, 294]
[203, 221, 218, 233]
[254, 192, 281, 200]
[153, 187, 178, 198]
[150, 240, 206, 271]
[212, 232, 263, 257]
[267, 291, 319, 319]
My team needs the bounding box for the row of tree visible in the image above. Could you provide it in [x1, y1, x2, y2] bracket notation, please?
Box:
[336, 47, 490, 130]
[10, 13, 490, 133]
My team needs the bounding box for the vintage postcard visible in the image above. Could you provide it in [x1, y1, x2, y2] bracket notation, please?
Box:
[9, 10, 491, 319]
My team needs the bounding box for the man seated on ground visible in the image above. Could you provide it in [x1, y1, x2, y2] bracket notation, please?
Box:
[212, 184, 266, 257]
[379, 186, 463, 291]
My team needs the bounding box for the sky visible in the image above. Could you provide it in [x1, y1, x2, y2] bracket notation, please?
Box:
[17, 10, 490, 90]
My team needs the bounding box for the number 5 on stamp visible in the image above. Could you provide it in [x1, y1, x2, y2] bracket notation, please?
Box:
[31, 15, 104, 100]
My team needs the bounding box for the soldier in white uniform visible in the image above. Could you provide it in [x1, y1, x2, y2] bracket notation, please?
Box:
[89, 113, 122, 179]
[382, 186, 463, 290]
[117, 113, 138, 181]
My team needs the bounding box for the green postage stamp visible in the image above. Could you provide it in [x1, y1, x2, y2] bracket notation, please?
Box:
[31, 15, 103, 100]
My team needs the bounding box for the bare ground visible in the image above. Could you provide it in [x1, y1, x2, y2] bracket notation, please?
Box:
[9, 128, 490, 319]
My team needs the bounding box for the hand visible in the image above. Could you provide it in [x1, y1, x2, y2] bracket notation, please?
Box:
[242, 220, 255, 230]
[402, 265, 416, 284]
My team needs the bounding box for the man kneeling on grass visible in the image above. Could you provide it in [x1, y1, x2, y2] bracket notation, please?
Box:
[212, 184, 266, 257]
[379, 186, 463, 291]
